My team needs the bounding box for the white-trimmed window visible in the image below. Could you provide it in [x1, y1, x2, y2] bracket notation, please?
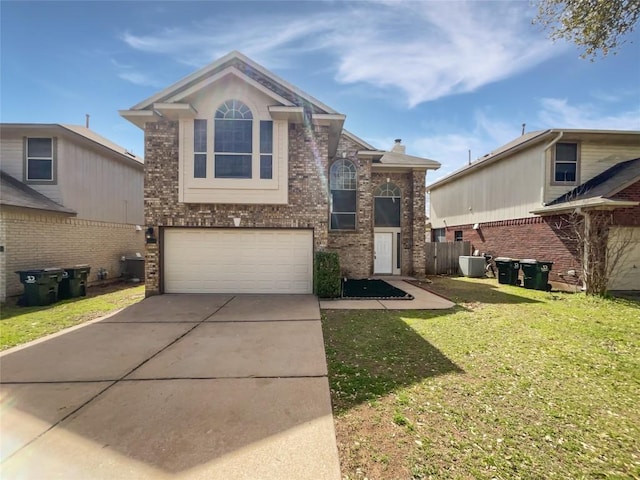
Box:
[25, 137, 55, 182]
[553, 142, 579, 183]
[214, 100, 253, 179]
[330, 159, 357, 230]
[374, 182, 401, 227]
[194, 119, 207, 178]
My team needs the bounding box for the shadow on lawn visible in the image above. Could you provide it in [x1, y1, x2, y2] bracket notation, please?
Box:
[322, 309, 464, 413]
[416, 276, 543, 305]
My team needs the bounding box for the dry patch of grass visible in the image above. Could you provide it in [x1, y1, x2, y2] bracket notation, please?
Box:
[322, 277, 640, 479]
[1, 283, 144, 350]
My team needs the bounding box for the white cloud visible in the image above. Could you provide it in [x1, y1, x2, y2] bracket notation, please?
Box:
[537, 97, 640, 130]
[119, 1, 562, 106]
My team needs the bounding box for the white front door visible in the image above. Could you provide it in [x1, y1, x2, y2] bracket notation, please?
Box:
[374, 232, 393, 274]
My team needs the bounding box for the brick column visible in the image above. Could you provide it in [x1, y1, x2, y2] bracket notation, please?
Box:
[411, 169, 426, 277]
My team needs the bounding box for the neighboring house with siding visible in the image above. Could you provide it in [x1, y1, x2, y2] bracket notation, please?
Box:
[0, 124, 144, 301]
[120, 51, 440, 296]
[427, 129, 640, 290]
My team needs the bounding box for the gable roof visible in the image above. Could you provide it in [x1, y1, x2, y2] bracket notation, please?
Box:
[129, 51, 337, 115]
[427, 129, 640, 190]
[0, 170, 76, 215]
[530, 158, 640, 214]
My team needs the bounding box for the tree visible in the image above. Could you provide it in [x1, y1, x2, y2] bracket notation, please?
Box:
[534, 0, 640, 58]
[553, 209, 634, 295]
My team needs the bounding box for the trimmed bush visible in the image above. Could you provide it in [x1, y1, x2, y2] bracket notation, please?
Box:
[314, 251, 341, 298]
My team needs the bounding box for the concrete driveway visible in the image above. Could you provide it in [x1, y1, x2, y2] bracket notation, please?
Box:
[0, 294, 341, 479]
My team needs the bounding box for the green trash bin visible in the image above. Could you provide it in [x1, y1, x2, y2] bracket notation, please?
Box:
[16, 268, 64, 306]
[59, 265, 91, 299]
[520, 259, 553, 291]
[494, 257, 521, 285]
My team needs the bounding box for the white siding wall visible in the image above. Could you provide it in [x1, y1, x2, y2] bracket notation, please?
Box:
[545, 142, 640, 204]
[429, 145, 544, 228]
[0, 129, 63, 204]
[57, 139, 143, 224]
[0, 127, 143, 225]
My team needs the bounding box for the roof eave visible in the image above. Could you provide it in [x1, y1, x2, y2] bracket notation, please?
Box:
[530, 198, 639, 215]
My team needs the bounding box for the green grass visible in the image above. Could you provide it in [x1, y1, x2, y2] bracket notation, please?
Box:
[322, 276, 640, 480]
[1, 284, 145, 350]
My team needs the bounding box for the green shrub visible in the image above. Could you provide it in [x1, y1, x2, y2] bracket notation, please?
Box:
[314, 251, 341, 298]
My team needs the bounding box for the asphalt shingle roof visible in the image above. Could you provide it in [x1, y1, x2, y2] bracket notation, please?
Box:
[0, 171, 76, 214]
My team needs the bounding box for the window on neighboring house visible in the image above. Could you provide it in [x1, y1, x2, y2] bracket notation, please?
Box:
[432, 228, 446, 242]
[214, 100, 253, 178]
[454, 230, 463, 242]
[194, 119, 207, 178]
[25, 137, 55, 182]
[329, 159, 357, 230]
[374, 182, 401, 227]
[554, 142, 579, 183]
[260, 120, 273, 179]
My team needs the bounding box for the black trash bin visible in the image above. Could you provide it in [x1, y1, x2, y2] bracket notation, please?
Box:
[520, 259, 553, 291]
[59, 265, 91, 299]
[494, 257, 521, 285]
[16, 268, 64, 306]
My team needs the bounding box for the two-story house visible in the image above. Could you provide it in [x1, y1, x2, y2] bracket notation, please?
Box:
[427, 129, 640, 290]
[0, 124, 144, 301]
[119, 51, 440, 296]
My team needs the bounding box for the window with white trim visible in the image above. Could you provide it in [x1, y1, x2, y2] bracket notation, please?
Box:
[194, 119, 207, 178]
[553, 142, 579, 183]
[214, 100, 253, 178]
[374, 182, 401, 227]
[25, 137, 55, 182]
[329, 159, 357, 230]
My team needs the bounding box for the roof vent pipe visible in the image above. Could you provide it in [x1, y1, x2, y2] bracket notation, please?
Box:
[86, 114, 90, 129]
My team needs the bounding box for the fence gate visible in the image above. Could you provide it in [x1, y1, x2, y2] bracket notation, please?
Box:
[425, 241, 471, 275]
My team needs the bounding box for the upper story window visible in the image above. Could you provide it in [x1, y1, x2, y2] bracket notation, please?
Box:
[25, 137, 56, 183]
[329, 159, 357, 230]
[194, 119, 207, 178]
[553, 142, 579, 183]
[374, 182, 401, 227]
[214, 100, 253, 179]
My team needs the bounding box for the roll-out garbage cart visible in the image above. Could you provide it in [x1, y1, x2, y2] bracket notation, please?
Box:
[494, 257, 521, 285]
[58, 265, 91, 299]
[520, 259, 553, 291]
[16, 268, 64, 306]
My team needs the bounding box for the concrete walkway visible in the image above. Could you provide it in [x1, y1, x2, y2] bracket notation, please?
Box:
[0, 294, 341, 480]
[320, 279, 455, 310]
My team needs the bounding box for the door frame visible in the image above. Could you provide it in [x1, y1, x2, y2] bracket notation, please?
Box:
[374, 227, 401, 275]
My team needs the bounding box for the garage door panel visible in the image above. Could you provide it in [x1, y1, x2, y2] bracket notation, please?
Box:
[164, 229, 313, 294]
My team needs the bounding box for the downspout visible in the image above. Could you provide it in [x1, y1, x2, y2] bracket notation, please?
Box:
[541, 131, 563, 205]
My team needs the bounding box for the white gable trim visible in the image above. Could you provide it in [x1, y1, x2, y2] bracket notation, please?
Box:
[166, 66, 295, 107]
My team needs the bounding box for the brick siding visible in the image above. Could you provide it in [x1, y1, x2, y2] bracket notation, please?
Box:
[1, 208, 144, 301]
[612, 180, 640, 226]
[444, 215, 582, 284]
[143, 120, 331, 296]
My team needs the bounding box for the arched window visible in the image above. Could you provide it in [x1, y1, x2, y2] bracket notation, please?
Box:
[374, 182, 401, 227]
[329, 159, 357, 230]
[214, 100, 253, 178]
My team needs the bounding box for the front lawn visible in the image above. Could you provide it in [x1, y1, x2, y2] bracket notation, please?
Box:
[1, 284, 145, 350]
[322, 276, 640, 479]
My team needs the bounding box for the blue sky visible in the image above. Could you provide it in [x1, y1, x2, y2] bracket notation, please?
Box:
[2, 0, 639, 182]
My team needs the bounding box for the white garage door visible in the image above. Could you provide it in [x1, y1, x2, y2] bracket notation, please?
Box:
[163, 228, 313, 294]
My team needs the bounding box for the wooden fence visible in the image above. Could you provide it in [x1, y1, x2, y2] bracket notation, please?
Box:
[425, 241, 471, 275]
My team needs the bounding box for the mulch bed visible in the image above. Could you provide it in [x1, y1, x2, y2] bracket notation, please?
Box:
[342, 279, 413, 300]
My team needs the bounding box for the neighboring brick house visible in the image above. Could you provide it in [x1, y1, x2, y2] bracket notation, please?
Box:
[120, 51, 440, 296]
[427, 129, 640, 290]
[0, 124, 144, 301]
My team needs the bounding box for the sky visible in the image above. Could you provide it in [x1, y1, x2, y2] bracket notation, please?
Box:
[2, 0, 639, 183]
